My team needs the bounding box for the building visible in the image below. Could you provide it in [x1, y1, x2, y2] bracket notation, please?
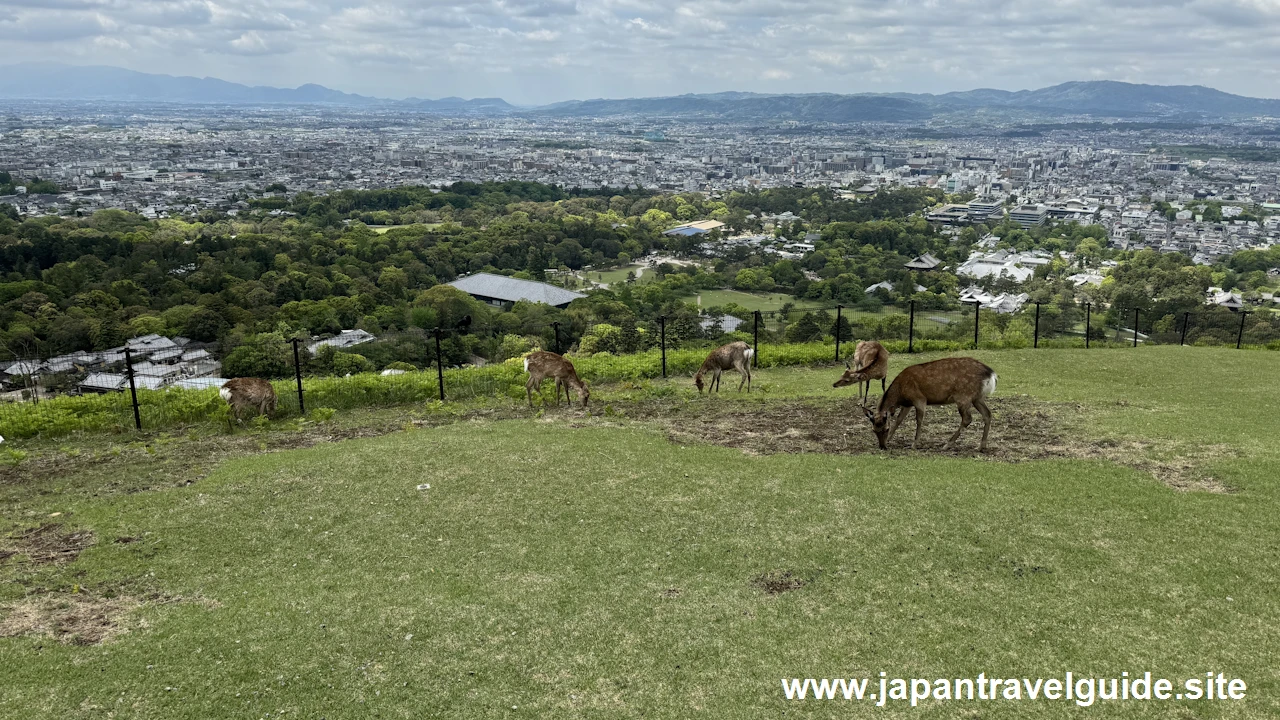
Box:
[662, 220, 725, 237]
[1009, 205, 1048, 228]
[446, 272, 586, 309]
[926, 204, 973, 225]
[956, 249, 1051, 283]
[307, 329, 377, 355]
[904, 253, 942, 270]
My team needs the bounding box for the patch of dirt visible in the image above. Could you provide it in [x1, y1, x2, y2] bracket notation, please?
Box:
[754, 570, 806, 595]
[660, 588, 682, 599]
[0, 590, 220, 646]
[621, 395, 1236, 493]
[0, 592, 140, 645]
[2, 524, 96, 565]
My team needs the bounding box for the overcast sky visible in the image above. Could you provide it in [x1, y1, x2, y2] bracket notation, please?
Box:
[2, 0, 1279, 105]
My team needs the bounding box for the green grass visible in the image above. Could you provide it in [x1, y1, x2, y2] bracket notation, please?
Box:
[2, 348, 1279, 718]
[372, 223, 442, 234]
[590, 264, 657, 286]
[694, 289, 827, 313]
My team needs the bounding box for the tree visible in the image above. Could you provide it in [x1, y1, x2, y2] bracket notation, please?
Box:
[184, 308, 227, 342]
[332, 352, 375, 375]
[785, 312, 823, 342]
[223, 335, 290, 378]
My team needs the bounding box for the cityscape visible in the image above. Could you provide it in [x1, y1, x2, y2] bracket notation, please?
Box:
[2, 1, 1280, 714]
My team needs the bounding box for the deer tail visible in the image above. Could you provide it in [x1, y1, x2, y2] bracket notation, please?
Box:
[744, 348, 755, 361]
[981, 371, 997, 398]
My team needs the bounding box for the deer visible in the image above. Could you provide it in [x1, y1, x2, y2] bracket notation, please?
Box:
[220, 377, 277, 423]
[832, 340, 889, 402]
[694, 341, 755, 394]
[859, 357, 997, 452]
[524, 350, 590, 408]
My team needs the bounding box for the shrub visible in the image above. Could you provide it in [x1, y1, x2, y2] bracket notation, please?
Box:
[332, 353, 376, 375]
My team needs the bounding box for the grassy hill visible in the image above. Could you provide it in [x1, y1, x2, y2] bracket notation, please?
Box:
[1, 347, 1278, 718]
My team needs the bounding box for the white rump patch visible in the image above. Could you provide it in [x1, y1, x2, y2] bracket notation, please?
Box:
[744, 348, 755, 360]
[982, 373, 998, 397]
[523, 358, 530, 372]
[219, 388, 232, 402]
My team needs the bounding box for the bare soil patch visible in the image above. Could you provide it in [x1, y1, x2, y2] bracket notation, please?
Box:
[0, 593, 140, 645]
[0, 590, 219, 646]
[2, 523, 96, 565]
[754, 570, 806, 595]
[621, 395, 1236, 492]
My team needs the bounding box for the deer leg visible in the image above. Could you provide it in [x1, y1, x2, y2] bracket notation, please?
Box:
[945, 403, 973, 449]
[737, 364, 747, 392]
[525, 377, 537, 407]
[975, 398, 993, 452]
[885, 406, 909, 445]
[911, 402, 926, 449]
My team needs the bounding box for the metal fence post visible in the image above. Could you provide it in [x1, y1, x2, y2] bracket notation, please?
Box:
[1033, 302, 1041, 348]
[434, 328, 445, 402]
[834, 304, 843, 361]
[291, 338, 305, 416]
[659, 315, 667, 379]
[1132, 307, 1140, 348]
[552, 321, 561, 354]
[1237, 311, 1249, 349]
[908, 300, 916, 353]
[1085, 303, 1091, 349]
[972, 301, 980, 349]
[124, 347, 142, 431]
[1180, 312, 1190, 346]
[752, 311, 760, 368]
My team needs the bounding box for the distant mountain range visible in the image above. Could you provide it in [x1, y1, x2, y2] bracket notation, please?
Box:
[3, 63, 1280, 121]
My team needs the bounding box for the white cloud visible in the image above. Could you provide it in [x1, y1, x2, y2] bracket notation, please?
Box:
[0, 0, 1279, 104]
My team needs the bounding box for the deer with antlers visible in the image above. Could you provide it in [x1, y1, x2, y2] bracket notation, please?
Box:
[832, 340, 889, 402]
[859, 357, 997, 452]
[694, 341, 755, 394]
[524, 350, 590, 408]
[220, 377, 277, 423]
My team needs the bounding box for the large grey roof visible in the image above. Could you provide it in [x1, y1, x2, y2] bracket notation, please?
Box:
[446, 273, 586, 307]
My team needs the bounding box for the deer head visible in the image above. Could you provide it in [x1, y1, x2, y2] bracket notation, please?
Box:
[833, 360, 866, 389]
[694, 371, 705, 393]
[858, 401, 891, 449]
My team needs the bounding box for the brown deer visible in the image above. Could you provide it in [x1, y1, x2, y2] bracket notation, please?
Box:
[833, 340, 889, 402]
[860, 357, 997, 452]
[220, 378, 277, 422]
[524, 351, 590, 408]
[694, 341, 755, 393]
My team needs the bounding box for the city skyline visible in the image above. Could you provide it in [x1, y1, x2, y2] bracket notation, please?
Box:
[2, 1, 1280, 105]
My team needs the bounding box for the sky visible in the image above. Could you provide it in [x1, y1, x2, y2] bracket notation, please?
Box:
[2, 0, 1280, 105]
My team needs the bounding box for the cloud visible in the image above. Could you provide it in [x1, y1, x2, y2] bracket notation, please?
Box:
[0, 0, 1279, 104]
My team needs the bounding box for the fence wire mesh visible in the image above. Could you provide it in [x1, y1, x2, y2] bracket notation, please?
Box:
[3, 299, 1278, 442]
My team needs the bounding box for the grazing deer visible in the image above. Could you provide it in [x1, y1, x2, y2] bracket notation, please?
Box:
[860, 357, 997, 452]
[695, 341, 755, 393]
[524, 350, 590, 408]
[220, 378, 277, 422]
[833, 340, 889, 402]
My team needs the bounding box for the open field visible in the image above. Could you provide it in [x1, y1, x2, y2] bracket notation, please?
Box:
[371, 223, 443, 234]
[2, 347, 1279, 718]
[589, 263, 658, 286]
[695, 288, 829, 313]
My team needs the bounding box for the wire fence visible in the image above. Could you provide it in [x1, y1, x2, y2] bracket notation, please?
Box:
[2, 299, 1278, 442]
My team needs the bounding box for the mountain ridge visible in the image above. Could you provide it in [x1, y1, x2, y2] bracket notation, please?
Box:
[2, 63, 1279, 120]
